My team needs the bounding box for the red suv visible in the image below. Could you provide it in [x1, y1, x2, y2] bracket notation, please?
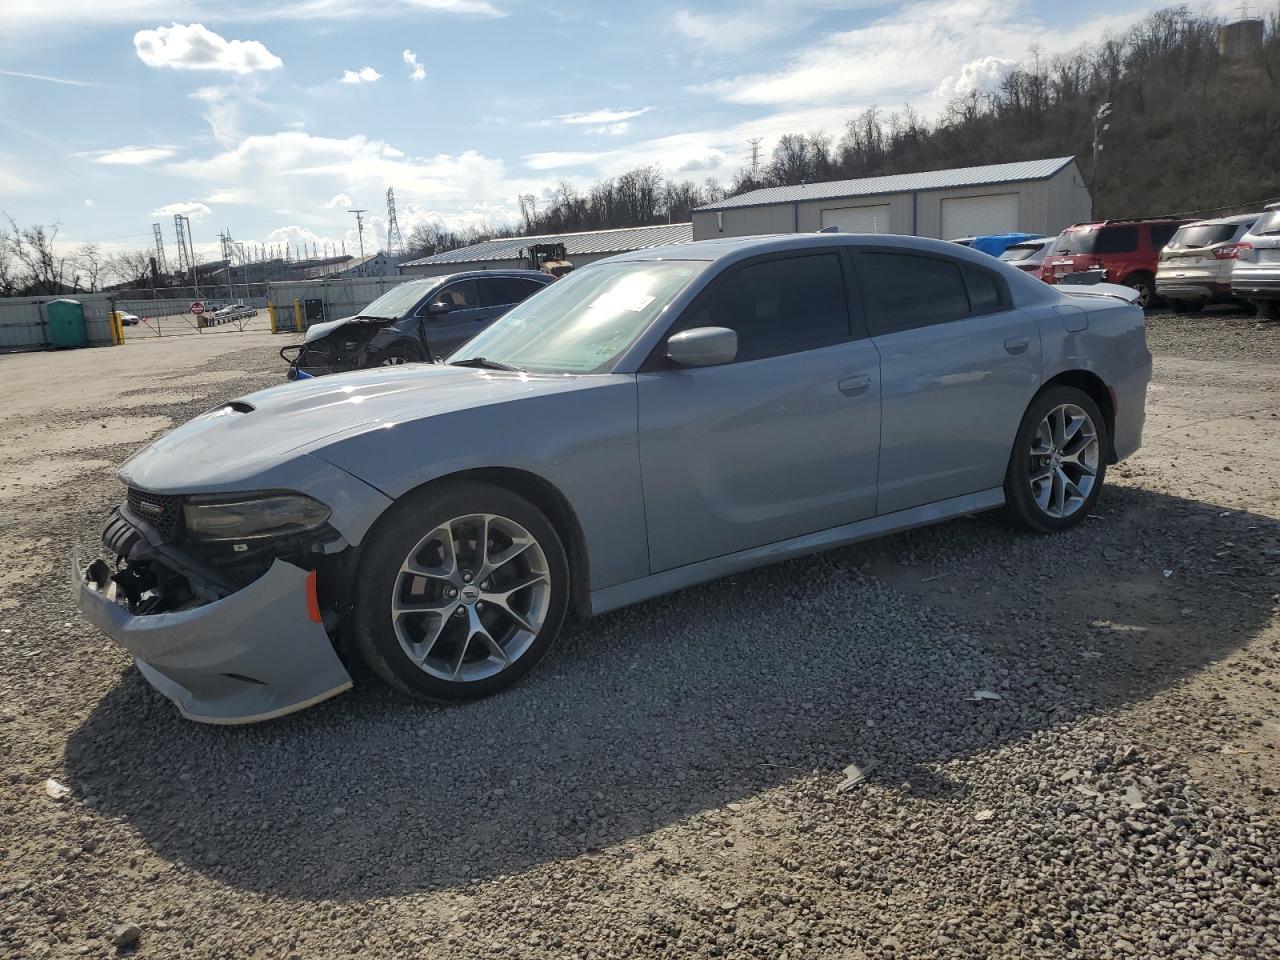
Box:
[1038, 218, 1190, 307]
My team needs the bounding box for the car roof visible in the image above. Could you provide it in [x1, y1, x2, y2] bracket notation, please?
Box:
[427, 269, 550, 283]
[601, 231, 1020, 266]
[1180, 213, 1259, 227]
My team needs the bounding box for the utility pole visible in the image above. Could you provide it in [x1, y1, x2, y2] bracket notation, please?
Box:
[218, 229, 236, 301]
[1092, 101, 1112, 210]
[385, 187, 404, 260]
[349, 209, 367, 276]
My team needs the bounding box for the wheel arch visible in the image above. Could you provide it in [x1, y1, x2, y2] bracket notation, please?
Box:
[1035, 370, 1117, 463]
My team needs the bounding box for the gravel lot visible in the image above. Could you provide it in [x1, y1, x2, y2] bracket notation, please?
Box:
[2, 311, 1278, 959]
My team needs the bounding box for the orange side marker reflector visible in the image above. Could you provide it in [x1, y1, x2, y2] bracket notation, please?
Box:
[305, 569, 323, 624]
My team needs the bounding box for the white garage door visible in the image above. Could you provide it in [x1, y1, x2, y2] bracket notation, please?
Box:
[940, 193, 1020, 239]
[821, 204, 892, 234]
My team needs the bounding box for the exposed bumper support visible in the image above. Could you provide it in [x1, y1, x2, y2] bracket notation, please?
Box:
[73, 552, 352, 724]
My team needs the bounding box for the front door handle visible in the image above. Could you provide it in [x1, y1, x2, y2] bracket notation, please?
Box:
[838, 375, 872, 397]
[1004, 336, 1030, 355]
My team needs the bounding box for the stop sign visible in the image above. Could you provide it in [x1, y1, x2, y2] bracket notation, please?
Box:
[190, 301, 205, 315]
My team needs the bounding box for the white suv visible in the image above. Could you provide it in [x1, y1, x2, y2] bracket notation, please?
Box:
[1156, 214, 1258, 312]
[1232, 203, 1280, 321]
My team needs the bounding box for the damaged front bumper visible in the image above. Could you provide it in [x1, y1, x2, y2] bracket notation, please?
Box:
[72, 550, 353, 725]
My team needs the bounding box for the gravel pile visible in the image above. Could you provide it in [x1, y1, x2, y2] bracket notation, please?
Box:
[1, 327, 1278, 959]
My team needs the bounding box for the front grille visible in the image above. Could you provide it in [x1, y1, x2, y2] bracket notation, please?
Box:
[126, 488, 181, 540]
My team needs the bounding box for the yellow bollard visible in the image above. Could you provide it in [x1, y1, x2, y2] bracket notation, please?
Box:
[108, 311, 122, 345]
[268, 303, 277, 334]
[293, 299, 302, 334]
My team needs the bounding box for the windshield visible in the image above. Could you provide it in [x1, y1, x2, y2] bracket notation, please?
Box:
[1254, 211, 1280, 236]
[1000, 243, 1045, 262]
[449, 260, 704, 374]
[1168, 223, 1241, 249]
[357, 282, 432, 319]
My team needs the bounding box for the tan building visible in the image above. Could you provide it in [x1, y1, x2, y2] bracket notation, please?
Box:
[692, 157, 1092, 242]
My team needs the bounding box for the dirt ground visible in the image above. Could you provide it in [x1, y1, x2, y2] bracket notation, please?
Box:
[0, 311, 1278, 959]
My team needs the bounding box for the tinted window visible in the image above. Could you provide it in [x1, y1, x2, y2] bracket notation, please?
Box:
[1094, 226, 1138, 254]
[1149, 224, 1181, 250]
[687, 254, 850, 362]
[429, 279, 479, 312]
[1000, 243, 1044, 262]
[964, 265, 1004, 314]
[862, 253, 970, 334]
[519, 278, 547, 297]
[479, 276, 533, 307]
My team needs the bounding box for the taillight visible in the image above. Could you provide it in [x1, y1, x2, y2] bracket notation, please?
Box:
[1214, 244, 1243, 260]
[1232, 242, 1254, 262]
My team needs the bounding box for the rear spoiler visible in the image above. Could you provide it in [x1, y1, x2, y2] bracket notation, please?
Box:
[1058, 283, 1142, 305]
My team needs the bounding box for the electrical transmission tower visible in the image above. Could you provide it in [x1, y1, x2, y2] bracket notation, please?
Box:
[152, 222, 168, 276]
[747, 137, 763, 180]
[385, 187, 404, 259]
[173, 214, 198, 297]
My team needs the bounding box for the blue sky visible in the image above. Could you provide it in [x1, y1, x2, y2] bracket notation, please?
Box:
[0, 0, 1237, 261]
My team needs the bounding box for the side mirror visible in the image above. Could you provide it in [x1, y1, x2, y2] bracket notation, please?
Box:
[667, 326, 738, 367]
[427, 299, 451, 315]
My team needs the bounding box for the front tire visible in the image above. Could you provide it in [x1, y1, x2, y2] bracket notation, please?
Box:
[351, 481, 569, 703]
[1003, 386, 1109, 533]
[1256, 300, 1280, 323]
[377, 341, 425, 366]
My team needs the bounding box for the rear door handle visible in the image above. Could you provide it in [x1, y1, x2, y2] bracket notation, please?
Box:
[1004, 336, 1030, 355]
[838, 375, 872, 397]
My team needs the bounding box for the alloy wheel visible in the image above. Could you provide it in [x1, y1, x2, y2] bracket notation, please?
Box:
[381, 355, 408, 366]
[391, 513, 551, 682]
[1029, 403, 1099, 519]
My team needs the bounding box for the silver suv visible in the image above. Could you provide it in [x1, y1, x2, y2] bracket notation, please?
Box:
[1156, 213, 1258, 312]
[1232, 203, 1280, 321]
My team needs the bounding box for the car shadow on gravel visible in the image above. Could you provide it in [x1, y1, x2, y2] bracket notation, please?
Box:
[63, 485, 1280, 900]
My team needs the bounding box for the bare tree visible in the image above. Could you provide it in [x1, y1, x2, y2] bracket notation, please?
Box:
[73, 243, 105, 292]
[106, 250, 152, 289]
[2, 215, 69, 295]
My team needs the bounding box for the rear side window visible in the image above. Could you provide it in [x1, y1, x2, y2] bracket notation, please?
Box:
[687, 254, 850, 362]
[963, 265, 1004, 314]
[480, 276, 533, 307]
[1094, 226, 1138, 254]
[861, 253, 970, 334]
[1148, 224, 1180, 250]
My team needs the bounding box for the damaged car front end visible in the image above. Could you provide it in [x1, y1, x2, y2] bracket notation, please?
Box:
[282, 314, 418, 380]
[73, 398, 393, 723]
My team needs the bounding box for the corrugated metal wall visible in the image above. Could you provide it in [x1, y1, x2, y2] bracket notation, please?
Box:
[0, 294, 117, 353]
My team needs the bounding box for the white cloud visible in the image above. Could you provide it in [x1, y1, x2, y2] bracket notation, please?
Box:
[340, 66, 382, 84]
[152, 200, 212, 220]
[672, 1, 886, 53]
[557, 107, 652, 126]
[134, 23, 283, 74]
[935, 56, 1018, 99]
[86, 145, 177, 165]
[590, 122, 631, 136]
[403, 49, 427, 82]
[324, 192, 353, 208]
[83, 199, 95, 207]
[400, 0, 504, 15]
[206, 188, 247, 203]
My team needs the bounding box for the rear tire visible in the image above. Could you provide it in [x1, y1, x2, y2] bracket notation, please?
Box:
[1124, 273, 1155, 309]
[1257, 300, 1280, 323]
[351, 481, 570, 703]
[1003, 386, 1109, 533]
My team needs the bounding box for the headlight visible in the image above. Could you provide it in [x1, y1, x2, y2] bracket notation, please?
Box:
[182, 494, 331, 542]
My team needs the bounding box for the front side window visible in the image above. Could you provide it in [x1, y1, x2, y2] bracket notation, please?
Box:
[862, 253, 970, 335]
[450, 260, 704, 374]
[430, 279, 480, 313]
[682, 254, 851, 363]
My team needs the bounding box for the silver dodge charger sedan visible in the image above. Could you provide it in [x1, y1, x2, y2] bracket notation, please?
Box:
[75, 234, 1151, 723]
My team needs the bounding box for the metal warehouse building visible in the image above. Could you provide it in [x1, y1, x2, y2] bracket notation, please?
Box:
[399, 222, 694, 278]
[692, 157, 1091, 242]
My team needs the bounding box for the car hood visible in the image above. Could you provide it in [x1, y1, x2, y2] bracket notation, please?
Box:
[302, 314, 392, 343]
[120, 364, 592, 491]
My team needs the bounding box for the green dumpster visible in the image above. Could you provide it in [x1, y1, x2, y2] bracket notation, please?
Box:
[46, 299, 88, 349]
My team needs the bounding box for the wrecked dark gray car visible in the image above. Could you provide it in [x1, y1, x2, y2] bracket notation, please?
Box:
[282, 270, 551, 378]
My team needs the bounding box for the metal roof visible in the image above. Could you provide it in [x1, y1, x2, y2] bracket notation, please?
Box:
[694, 157, 1078, 212]
[401, 222, 693, 267]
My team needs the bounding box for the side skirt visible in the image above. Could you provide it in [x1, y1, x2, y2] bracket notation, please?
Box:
[587, 487, 1005, 616]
